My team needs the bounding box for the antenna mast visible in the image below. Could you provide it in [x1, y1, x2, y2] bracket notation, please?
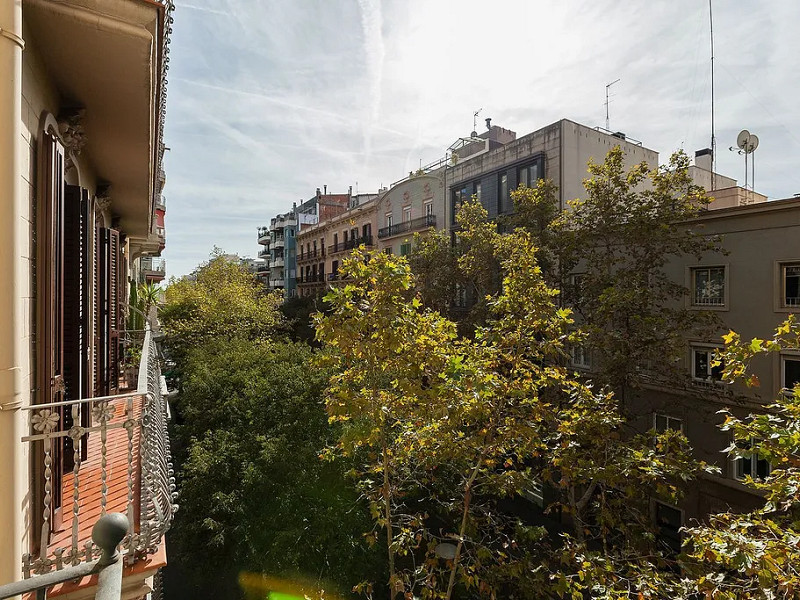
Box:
[472, 108, 482, 137]
[605, 79, 620, 131]
[709, 0, 716, 189]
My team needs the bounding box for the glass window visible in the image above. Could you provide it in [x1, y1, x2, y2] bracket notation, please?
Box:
[692, 266, 725, 306]
[385, 213, 393, 228]
[654, 414, 683, 433]
[424, 201, 433, 217]
[735, 438, 771, 481]
[519, 163, 540, 188]
[400, 242, 411, 257]
[654, 502, 682, 554]
[474, 181, 481, 203]
[403, 207, 411, 222]
[570, 346, 590, 369]
[783, 356, 800, 391]
[783, 263, 800, 307]
[499, 173, 508, 214]
[692, 347, 724, 382]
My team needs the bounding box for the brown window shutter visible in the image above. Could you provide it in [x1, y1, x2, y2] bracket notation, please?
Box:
[36, 129, 66, 525]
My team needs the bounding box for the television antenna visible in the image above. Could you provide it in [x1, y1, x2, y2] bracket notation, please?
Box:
[472, 108, 482, 137]
[605, 79, 620, 131]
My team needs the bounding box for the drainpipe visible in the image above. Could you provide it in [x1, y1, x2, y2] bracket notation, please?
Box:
[0, 0, 25, 590]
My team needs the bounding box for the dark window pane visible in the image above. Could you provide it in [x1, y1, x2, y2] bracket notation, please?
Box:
[785, 358, 800, 389]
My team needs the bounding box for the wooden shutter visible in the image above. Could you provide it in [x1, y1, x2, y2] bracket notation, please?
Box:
[63, 185, 91, 464]
[94, 227, 122, 397]
[36, 129, 66, 518]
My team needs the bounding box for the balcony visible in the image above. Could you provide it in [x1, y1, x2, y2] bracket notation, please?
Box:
[297, 251, 321, 264]
[257, 227, 270, 244]
[328, 235, 374, 255]
[269, 279, 285, 288]
[297, 274, 326, 285]
[140, 257, 166, 282]
[273, 237, 285, 249]
[22, 325, 175, 580]
[258, 247, 270, 258]
[271, 256, 285, 268]
[378, 214, 436, 239]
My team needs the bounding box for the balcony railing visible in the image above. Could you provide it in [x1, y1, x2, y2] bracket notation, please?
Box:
[297, 274, 326, 285]
[271, 256, 285, 268]
[21, 324, 176, 578]
[257, 227, 270, 243]
[328, 235, 373, 255]
[378, 214, 436, 239]
[140, 257, 166, 275]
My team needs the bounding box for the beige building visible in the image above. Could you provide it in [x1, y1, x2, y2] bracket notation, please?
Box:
[296, 198, 378, 297]
[567, 197, 800, 527]
[0, 0, 175, 597]
[375, 173, 445, 256]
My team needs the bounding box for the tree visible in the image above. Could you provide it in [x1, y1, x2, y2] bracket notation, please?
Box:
[407, 229, 460, 315]
[139, 281, 163, 318]
[171, 338, 384, 599]
[680, 316, 800, 599]
[160, 252, 284, 365]
[316, 226, 708, 599]
[555, 147, 722, 396]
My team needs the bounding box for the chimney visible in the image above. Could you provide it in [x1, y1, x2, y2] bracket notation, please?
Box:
[695, 148, 712, 171]
[323, 184, 327, 195]
[485, 117, 492, 130]
[348, 185, 353, 196]
[316, 187, 321, 198]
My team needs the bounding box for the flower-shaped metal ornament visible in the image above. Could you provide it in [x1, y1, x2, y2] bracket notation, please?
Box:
[32, 409, 60, 434]
[92, 402, 116, 424]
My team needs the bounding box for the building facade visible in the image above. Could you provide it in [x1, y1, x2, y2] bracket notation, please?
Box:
[0, 0, 175, 597]
[296, 197, 378, 297]
[375, 174, 445, 256]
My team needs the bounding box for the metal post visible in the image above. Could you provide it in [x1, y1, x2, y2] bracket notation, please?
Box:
[92, 513, 128, 600]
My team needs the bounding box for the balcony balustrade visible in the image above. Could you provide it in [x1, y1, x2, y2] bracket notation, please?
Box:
[140, 257, 166, 276]
[22, 325, 176, 578]
[297, 274, 326, 285]
[378, 214, 436, 239]
[257, 227, 270, 243]
[270, 256, 285, 268]
[328, 235, 374, 255]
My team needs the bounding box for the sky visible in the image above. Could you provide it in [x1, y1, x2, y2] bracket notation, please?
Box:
[162, 0, 800, 278]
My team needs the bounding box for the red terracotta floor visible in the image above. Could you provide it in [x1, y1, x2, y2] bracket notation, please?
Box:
[47, 393, 144, 555]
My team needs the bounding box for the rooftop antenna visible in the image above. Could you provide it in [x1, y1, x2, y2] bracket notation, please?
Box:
[472, 108, 482, 137]
[605, 79, 620, 131]
[709, 0, 716, 189]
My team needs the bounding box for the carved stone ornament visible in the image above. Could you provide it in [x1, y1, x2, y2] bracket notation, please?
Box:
[57, 108, 87, 157]
[95, 186, 112, 213]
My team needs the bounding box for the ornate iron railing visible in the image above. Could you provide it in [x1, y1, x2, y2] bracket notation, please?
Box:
[378, 214, 436, 239]
[21, 324, 176, 577]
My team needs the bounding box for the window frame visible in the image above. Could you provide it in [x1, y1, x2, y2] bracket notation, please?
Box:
[773, 258, 800, 313]
[690, 344, 726, 384]
[570, 345, 590, 370]
[385, 213, 393, 228]
[781, 354, 800, 395]
[689, 265, 728, 310]
[424, 201, 433, 217]
[653, 413, 683, 433]
[402, 206, 412, 222]
[733, 437, 772, 482]
[651, 500, 684, 555]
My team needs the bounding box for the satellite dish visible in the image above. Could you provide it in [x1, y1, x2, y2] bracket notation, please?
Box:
[737, 129, 759, 153]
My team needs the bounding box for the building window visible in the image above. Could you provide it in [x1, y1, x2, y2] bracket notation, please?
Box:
[474, 181, 481, 203]
[570, 345, 590, 369]
[734, 438, 771, 481]
[519, 162, 540, 188]
[654, 414, 683, 433]
[691, 346, 724, 382]
[782, 262, 800, 308]
[654, 502, 682, 555]
[691, 266, 726, 306]
[424, 201, 433, 217]
[313, 241, 317, 257]
[498, 173, 508, 214]
[386, 213, 393, 228]
[403, 206, 412, 222]
[400, 242, 412, 257]
[783, 356, 800, 393]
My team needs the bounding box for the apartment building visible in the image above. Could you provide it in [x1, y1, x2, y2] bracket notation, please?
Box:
[620, 196, 800, 523]
[0, 0, 175, 597]
[375, 174, 445, 256]
[296, 197, 378, 297]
